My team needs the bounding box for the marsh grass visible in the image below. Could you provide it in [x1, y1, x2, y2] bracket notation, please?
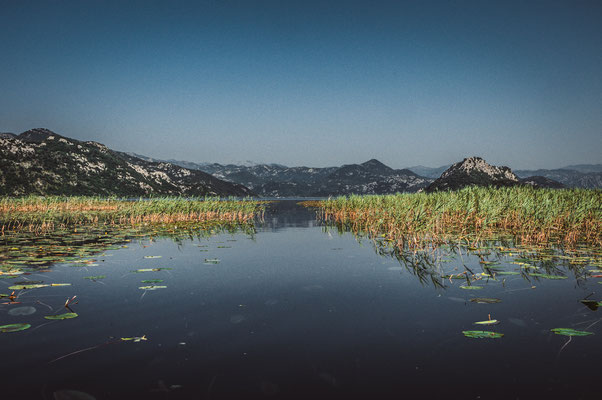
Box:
[0, 196, 265, 233]
[303, 187, 602, 247]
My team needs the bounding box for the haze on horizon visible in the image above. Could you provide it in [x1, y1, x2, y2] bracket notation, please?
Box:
[1, 0, 601, 170]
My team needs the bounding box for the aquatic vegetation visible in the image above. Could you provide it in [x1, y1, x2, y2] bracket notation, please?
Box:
[462, 330, 504, 339]
[470, 298, 502, 304]
[141, 279, 164, 283]
[138, 285, 167, 290]
[305, 187, 601, 247]
[8, 306, 36, 316]
[45, 312, 78, 320]
[0, 196, 264, 232]
[83, 275, 106, 280]
[550, 328, 594, 336]
[121, 335, 147, 342]
[0, 323, 31, 332]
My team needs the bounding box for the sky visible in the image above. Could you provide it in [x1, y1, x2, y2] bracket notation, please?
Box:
[1, 0, 601, 170]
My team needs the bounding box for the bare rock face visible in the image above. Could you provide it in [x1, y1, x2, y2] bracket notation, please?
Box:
[0, 128, 254, 197]
[426, 157, 520, 192]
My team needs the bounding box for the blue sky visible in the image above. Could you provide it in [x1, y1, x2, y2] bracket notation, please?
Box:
[1, 0, 601, 169]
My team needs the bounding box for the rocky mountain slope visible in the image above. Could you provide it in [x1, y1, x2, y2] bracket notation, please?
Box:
[0, 129, 253, 197]
[425, 157, 564, 192]
[515, 168, 602, 189]
[164, 158, 432, 197]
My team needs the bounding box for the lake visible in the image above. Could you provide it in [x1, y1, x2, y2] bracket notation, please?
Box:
[1, 200, 601, 399]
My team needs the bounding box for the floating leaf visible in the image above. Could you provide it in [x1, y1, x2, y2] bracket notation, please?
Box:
[121, 335, 147, 342]
[580, 300, 602, 311]
[550, 328, 594, 337]
[50, 283, 72, 287]
[528, 273, 567, 280]
[474, 320, 500, 325]
[495, 271, 520, 275]
[132, 268, 172, 273]
[462, 330, 504, 339]
[460, 285, 483, 290]
[141, 279, 163, 283]
[84, 275, 106, 280]
[44, 312, 78, 320]
[0, 323, 31, 332]
[8, 306, 36, 316]
[470, 298, 502, 304]
[204, 259, 220, 264]
[139, 285, 167, 290]
[8, 284, 50, 290]
[144, 256, 162, 259]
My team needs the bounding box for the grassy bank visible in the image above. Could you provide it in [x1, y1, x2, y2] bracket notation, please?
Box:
[302, 187, 602, 247]
[0, 196, 265, 233]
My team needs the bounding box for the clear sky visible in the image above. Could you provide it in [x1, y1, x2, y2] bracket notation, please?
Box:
[1, 0, 601, 169]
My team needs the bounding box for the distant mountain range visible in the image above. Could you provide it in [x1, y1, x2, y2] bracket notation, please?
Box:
[1, 128, 600, 197]
[0, 129, 252, 197]
[145, 157, 433, 197]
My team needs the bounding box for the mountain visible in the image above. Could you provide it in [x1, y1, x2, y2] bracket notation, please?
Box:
[426, 157, 520, 192]
[515, 168, 602, 189]
[425, 157, 565, 192]
[0, 128, 253, 197]
[561, 164, 602, 174]
[164, 157, 432, 197]
[406, 164, 452, 179]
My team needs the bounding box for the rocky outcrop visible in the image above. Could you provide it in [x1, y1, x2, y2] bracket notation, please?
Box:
[0, 129, 253, 197]
[425, 157, 519, 192]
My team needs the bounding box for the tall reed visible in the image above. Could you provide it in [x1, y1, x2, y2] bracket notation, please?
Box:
[305, 187, 602, 247]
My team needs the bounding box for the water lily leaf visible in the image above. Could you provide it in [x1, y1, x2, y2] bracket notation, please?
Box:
[580, 300, 602, 311]
[204, 259, 220, 264]
[139, 285, 167, 290]
[141, 279, 163, 283]
[550, 328, 594, 336]
[84, 275, 106, 280]
[144, 256, 162, 259]
[460, 285, 483, 290]
[528, 273, 567, 280]
[474, 320, 500, 325]
[45, 312, 78, 320]
[50, 283, 72, 287]
[8, 284, 50, 290]
[121, 335, 147, 342]
[462, 330, 504, 339]
[495, 271, 520, 275]
[0, 323, 31, 332]
[132, 268, 172, 273]
[8, 306, 36, 316]
[470, 298, 502, 304]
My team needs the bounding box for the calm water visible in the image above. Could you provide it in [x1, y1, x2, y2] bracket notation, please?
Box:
[2, 201, 601, 399]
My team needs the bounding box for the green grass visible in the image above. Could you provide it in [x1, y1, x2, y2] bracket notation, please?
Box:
[304, 186, 602, 246]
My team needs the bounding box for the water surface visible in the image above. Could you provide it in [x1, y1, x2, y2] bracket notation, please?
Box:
[1, 201, 601, 399]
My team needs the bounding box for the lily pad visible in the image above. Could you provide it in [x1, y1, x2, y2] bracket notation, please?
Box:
[45, 312, 78, 320]
[204, 259, 220, 264]
[139, 285, 167, 290]
[141, 279, 163, 283]
[462, 330, 504, 339]
[528, 273, 567, 280]
[550, 328, 594, 336]
[8, 284, 50, 290]
[144, 256, 162, 259]
[474, 319, 500, 325]
[132, 268, 172, 273]
[0, 323, 31, 332]
[495, 271, 520, 276]
[8, 306, 37, 316]
[460, 285, 483, 290]
[470, 298, 502, 304]
[83, 275, 106, 280]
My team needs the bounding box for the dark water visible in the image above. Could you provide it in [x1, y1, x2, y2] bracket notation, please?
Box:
[2, 201, 601, 399]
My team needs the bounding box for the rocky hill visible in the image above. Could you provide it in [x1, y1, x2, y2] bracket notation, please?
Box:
[165, 158, 432, 197]
[0, 128, 253, 197]
[425, 157, 564, 192]
[515, 168, 602, 189]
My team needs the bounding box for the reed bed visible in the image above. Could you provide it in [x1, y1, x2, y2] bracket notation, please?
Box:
[0, 196, 265, 233]
[303, 187, 602, 247]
